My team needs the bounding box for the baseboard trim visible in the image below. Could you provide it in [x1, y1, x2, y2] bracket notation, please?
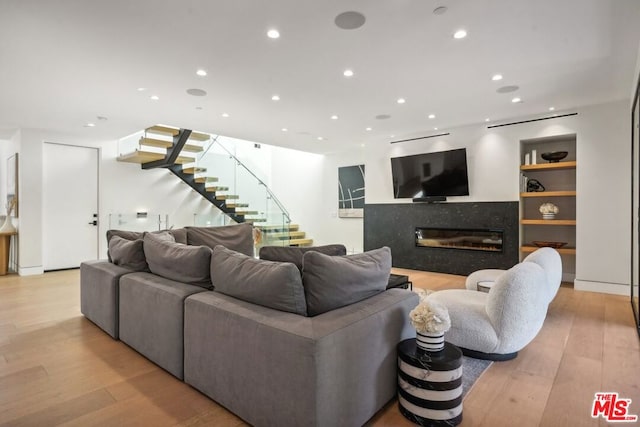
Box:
[574, 279, 629, 296]
[562, 273, 576, 283]
[19, 266, 44, 276]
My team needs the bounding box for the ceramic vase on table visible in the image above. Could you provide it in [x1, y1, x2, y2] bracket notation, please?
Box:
[416, 331, 445, 352]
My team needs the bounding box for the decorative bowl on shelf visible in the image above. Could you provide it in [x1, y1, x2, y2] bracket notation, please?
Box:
[541, 151, 568, 163]
[532, 241, 567, 249]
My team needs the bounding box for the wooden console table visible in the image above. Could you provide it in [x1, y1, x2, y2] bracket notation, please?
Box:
[0, 232, 17, 275]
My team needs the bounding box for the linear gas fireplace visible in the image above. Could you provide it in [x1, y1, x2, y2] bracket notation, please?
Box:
[415, 227, 503, 252]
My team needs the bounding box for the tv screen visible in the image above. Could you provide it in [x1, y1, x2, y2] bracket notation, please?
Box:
[391, 148, 469, 198]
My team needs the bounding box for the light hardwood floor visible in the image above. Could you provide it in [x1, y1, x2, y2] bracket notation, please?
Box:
[0, 269, 638, 426]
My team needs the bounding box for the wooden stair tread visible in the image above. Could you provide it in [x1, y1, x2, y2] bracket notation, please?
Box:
[189, 131, 210, 141]
[205, 186, 230, 192]
[118, 150, 164, 163]
[183, 166, 207, 174]
[258, 224, 300, 232]
[146, 125, 179, 137]
[225, 203, 249, 208]
[234, 210, 259, 216]
[194, 176, 219, 183]
[118, 150, 196, 165]
[215, 195, 239, 200]
[288, 238, 313, 246]
[262, 231, 306, 239]
[182, 143, 204, 153]
[139, 137, 172, 149]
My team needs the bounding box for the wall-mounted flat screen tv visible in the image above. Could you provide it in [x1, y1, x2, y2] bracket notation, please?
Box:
[390, 148, 469, 198]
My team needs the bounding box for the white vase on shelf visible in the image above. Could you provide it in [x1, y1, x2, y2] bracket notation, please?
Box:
[0, 198, 17, 234]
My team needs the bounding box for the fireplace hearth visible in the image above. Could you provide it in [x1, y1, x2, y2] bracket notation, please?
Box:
[415, 227, 503, 252]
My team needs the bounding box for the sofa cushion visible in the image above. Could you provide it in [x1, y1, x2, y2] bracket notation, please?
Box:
[186, 223, 254, 256]
[302, 247, 391, 316]
[259, 244, 347, 271]
[211, 246, 307, 316]
[143, 232, 212, 288]
[106, 228, 187, 261]
[108, 236, 148, 271]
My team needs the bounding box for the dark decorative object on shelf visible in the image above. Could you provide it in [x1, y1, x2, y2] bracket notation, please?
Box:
[541, 151, 568, 162]
[532, 241, 568, 249]
[527, 179, 545, 192]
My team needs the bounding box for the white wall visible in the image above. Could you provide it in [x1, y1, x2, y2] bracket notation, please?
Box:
[318, 100, 630, 294]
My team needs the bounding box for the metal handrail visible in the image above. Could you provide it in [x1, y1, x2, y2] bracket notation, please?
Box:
[203, 137, 291, 224]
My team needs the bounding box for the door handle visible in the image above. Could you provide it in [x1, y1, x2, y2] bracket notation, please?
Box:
[88, 220, 98, 226]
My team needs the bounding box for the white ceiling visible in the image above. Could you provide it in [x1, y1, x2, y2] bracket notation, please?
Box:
[1, 0, 639, 154]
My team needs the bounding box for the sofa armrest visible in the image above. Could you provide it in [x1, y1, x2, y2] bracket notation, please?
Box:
[465, 268, 505, 291]
[184, 289, 419, 427]
[80, 260, 135, 338]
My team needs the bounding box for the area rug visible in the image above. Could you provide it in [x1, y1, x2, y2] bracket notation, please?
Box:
[461, 356, 492, 398]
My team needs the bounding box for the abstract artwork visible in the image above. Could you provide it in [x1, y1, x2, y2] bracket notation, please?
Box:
[338, 165, 365, 218]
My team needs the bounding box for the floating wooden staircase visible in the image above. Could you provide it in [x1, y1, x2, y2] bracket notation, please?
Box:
[256, 224, 313, 247]
[116, 125, 313, 246]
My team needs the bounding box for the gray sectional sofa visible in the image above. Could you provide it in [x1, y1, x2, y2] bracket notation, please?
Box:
[80, 223, 418, 427]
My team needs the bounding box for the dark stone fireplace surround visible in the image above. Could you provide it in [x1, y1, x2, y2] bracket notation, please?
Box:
[364, 202, 519, 276]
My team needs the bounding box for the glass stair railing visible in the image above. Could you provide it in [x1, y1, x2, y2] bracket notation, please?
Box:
[116, 125, 313, 248]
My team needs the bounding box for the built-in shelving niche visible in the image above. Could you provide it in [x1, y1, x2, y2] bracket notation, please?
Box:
[519, 134, 577, 283]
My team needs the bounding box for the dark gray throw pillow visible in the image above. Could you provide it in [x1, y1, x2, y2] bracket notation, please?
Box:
[302, 247, 392, 316]
[259, 244, 347, 271]
[186, 223, 254, 256]
[106, 228, 187, 261]
[108, 236, 148, 271]
[143, 232, 212, 288]
[211, 246, 307, 316]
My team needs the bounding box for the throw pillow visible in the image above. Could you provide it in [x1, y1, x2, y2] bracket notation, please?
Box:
[259, 244, 347, 271]
[143, 232, 213, 288]
[211, 245, 307, 316]
[108, 236, 148, 271]
[302, 246, 392, 316]
[186, 223, 254, 256]
[106, 230, 143, 262]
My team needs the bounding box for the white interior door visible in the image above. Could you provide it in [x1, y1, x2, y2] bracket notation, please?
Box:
[43, 143, 99, 270]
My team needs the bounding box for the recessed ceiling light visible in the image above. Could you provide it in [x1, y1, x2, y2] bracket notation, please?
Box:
[331, 115, 339, 120]
[549, 107, 555, 111]
[196, 69, 207, 77]
[453, 29, 467, 39]
[485, 118, 491, 122]
[137, 87, 147, 92]
[365, 127, 372, 131]
[267, 29, 280, 39]
[492, 74, 503, 81]
[428, 114, 436, 119]
[397, 98, 406, 104]
[343, 69, 354, 77]
[317, 136, 324, 141]
[360, 143, 366, 147]
[84, 123, 96, 127]
[434, 127, 439, 131]
[390, 135, 395, 138]
[222, 113, 230, 118]
[150, 95, 159, 101]
[281, 128, 288, 132]
[511, 97, 521, 103]
[271, 95, 280, 101]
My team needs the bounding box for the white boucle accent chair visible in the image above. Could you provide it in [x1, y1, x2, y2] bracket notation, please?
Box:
[465, 247, 562, 305]
[427, 262, 550, 360]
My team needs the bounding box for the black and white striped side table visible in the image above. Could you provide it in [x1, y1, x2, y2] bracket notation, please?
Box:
[397, 339, 463, 426]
